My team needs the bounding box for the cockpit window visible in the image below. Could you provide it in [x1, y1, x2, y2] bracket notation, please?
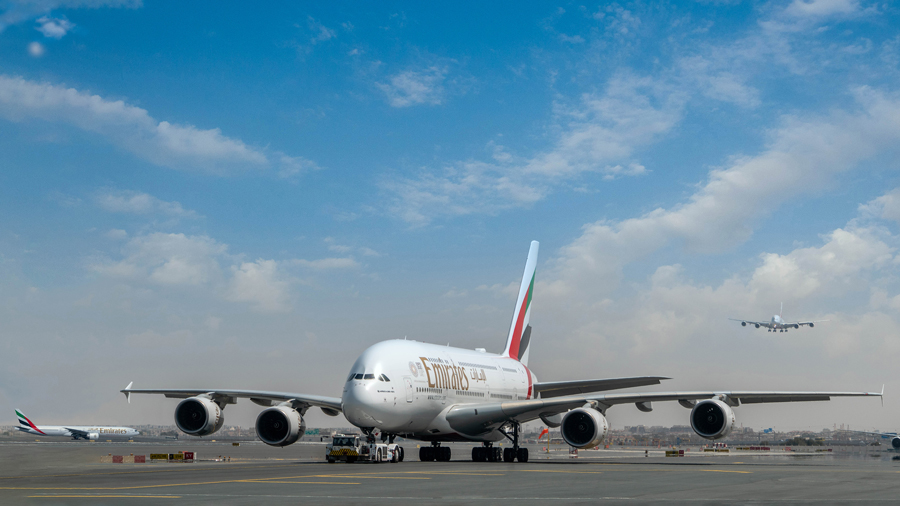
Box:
[379, 374, 390, 382]
[354, 373, 364, 380]
[363, 374, 375, 380]
[347, 373, 355, 381]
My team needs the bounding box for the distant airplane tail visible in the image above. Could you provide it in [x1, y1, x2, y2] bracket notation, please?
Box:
[15, 408, 44, 434]
[503, 241, 538, 366]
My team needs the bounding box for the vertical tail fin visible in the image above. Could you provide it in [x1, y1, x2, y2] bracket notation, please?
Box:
[503, 241, 539, 365]
[16, 409, 44, 434]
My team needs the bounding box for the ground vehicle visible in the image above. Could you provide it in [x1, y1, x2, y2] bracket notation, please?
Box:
[326, 434, 404, 463]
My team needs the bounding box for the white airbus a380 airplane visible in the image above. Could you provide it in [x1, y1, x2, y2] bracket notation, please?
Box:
[15, 409, 139, 440]
[730, 304, 827, 333]
[122, 241, 881, 463]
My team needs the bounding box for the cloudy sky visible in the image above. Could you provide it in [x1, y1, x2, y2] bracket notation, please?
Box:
[1, 0, 899, 433]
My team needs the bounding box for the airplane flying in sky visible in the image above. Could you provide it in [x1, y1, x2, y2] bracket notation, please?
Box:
[730, 304, 826, 332]
[122, 241, 880, 463]
[15, 409, 139, 440]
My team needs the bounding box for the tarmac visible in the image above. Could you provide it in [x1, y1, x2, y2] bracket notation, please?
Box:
[1, 441, 898, 505]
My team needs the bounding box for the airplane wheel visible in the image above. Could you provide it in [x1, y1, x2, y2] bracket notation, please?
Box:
[327, 458, 335, 463]
[443, 447, 452, 461]
[517, 448, 528, 462]
[419, 447, 429, 461]
[472, 447, 479, 461]
[487, 447, 496, 462]
[503, 448, 515, 462]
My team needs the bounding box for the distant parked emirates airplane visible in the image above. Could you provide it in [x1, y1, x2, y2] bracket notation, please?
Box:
[122, 241, 881, 463]
[15, 409, 139, 440]
[730, 303, 827, 332]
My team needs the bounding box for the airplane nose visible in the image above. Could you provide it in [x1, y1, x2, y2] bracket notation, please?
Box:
[342, 383, 383, 427]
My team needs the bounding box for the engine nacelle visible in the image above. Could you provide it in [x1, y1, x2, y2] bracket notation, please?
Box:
[174, 396, 224, 436]
[560, 408, 609, 449]
[690, 399, 735, 440]
[87, 432, 99, 441]
[256, 406, 306, 447]
[892, 437, 900, 450]
[741, 321, 747, 326]
[754, 323, 760, 328]
[809, 323, 814, 328]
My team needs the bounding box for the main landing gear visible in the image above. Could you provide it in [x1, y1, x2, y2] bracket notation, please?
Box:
[419, 441, 451, 462]
[472, 423, 528, 463]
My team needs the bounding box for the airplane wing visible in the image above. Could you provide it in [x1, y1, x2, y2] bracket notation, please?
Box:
[120, 384, 343, 416]
[793, 320, 828, 327]
[533, 376, 669, 398]
[64, 427, 91, 439]
[837, 430, 898, 438]
[728, 318, 768, 326]
[445, 389, 881, 436]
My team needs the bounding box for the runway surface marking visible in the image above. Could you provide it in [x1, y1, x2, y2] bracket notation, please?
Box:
[702, 469, 752, 474]
[29, 495, 181, 499]
[0, 463, 301, 480]
[519, 470, 602, 474]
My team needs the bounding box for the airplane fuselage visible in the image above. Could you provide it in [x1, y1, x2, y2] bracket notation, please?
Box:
[341, 339, 537, 442]
[16, 425, 139, 439]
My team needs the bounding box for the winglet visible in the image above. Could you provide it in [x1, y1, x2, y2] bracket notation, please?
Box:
[122, 382, 133, 404]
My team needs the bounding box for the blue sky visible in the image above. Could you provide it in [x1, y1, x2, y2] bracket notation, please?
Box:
[2, 0, 900, 431]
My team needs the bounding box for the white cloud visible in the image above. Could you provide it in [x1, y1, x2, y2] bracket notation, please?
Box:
[105, 228, 127, 240]
[226, 259, 291, 313]
[545, 87, 900, 302]
[94, 189, 200, 219]
[382, 73, 682, 225]
[377, 66, 447, 107]
[292, 257, 360, 270]
[324, 237, 352, 254]
[782, 0, 862, 19]
[0, 75, 311, 174]
[749, 226, 894, 300]
[1, 0, 141, 33]
[35, 16, 74, 38]
[859, 187, 900, 223]
[677, 56, 760, 108]
[27, 41, 44, 57]
[593, 3, 641, 36]
[307, 16, 335, 44]
[92, 232, 226, 286]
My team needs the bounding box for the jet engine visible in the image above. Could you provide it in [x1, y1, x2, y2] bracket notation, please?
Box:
[741, 322, 747, 327]
[87, 433, 99, 441]
[174, 396, 224, 436]
[690, 399, 735, 440]
[754, 323, 760, 328]
[794, 324, 800, 329]
[560, 408, 609, 449]
[809, 323, 814, 328]
[892, 437, 900, 450]
[256, 406, 306, 447]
